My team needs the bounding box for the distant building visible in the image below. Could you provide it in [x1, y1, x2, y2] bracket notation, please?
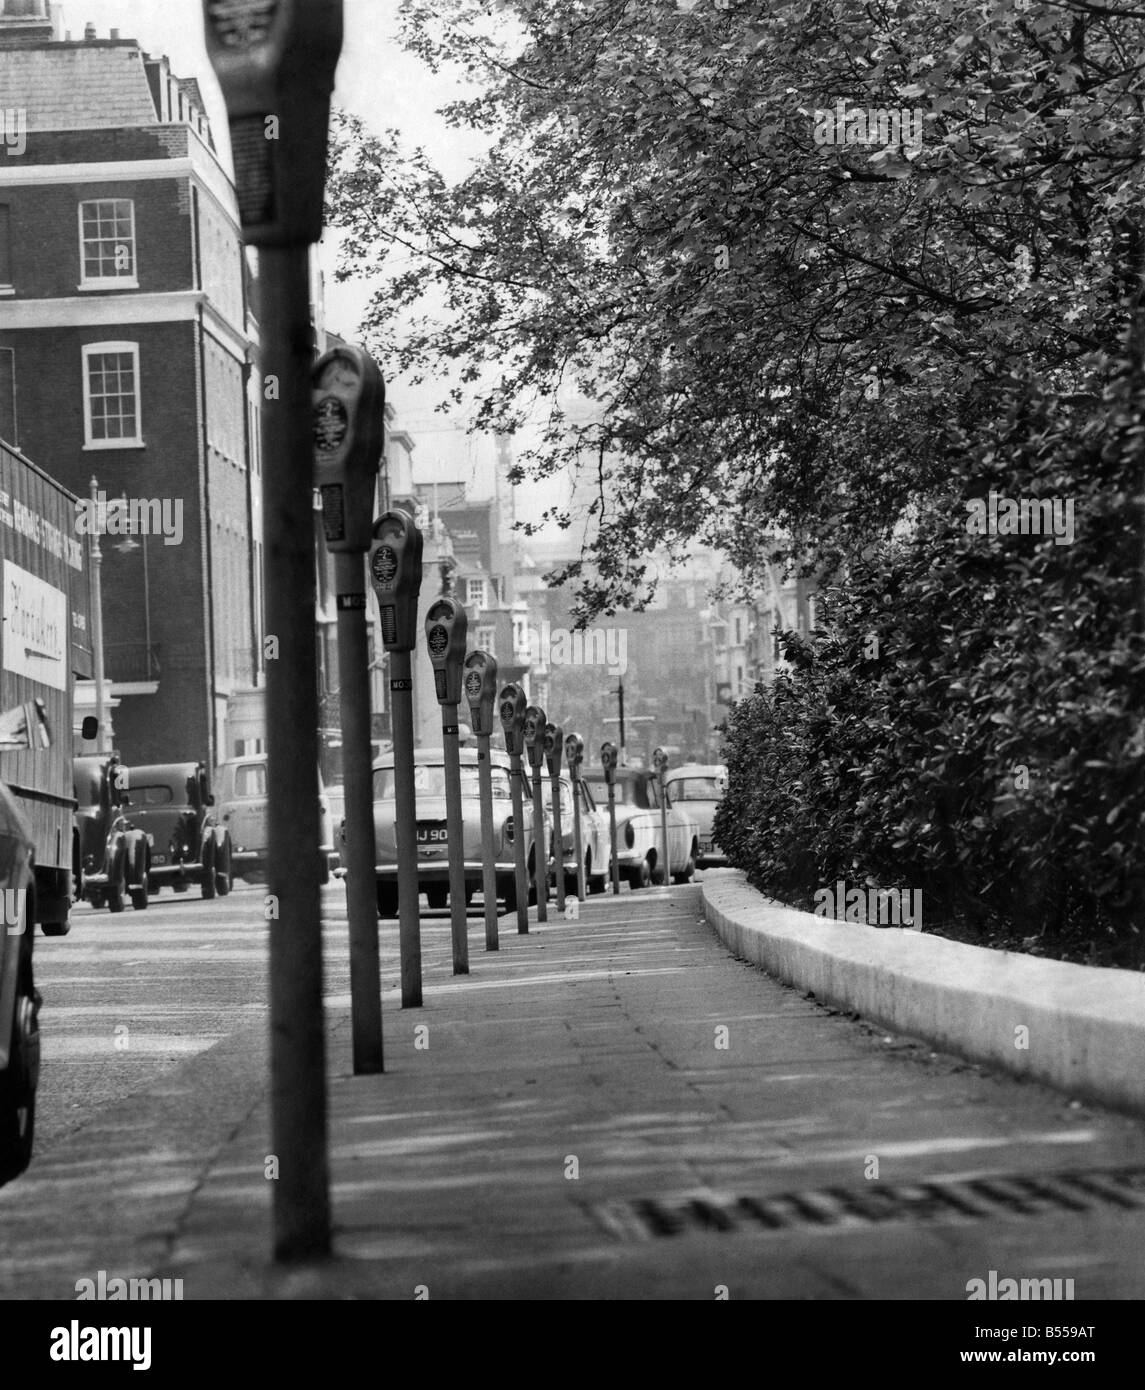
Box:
[0, 3, 257, 766]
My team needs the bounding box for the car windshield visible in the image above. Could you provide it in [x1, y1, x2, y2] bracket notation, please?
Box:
[667, 776, 724, 801]
[129, 784, 176, 807]
[586, 776, 654, 808]
[234, 763, 267, 797]
[373, 764, 511, 800]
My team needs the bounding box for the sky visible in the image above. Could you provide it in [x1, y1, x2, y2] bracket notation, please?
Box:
[66, 0, 541, 516]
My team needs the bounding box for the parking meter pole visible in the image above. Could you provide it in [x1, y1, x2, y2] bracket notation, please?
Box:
[529, 766, 547, 923]
[550, 773, 565, 913]
[390, 650, 422, 1007]
[259, 243, 331, 1257]
[509, 754, 529, 934]
[441, 706, 469, 975]
[654, 749, 669, 889]
[475, 733, 498, 950]
[607, 783, 621, 895]
[571, 777, 585, 901]
[335, 550, 384, 1070]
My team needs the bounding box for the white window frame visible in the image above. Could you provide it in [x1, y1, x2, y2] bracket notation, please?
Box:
[474, 624, 497, 658]
[82, 341, 143, 449]
[78, 198, 139, 290]
[466, 577, 487, 611]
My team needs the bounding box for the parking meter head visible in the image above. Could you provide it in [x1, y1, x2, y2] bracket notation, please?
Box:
[313, 345, 384, 553]
[498, 683, 527, 756]
[523, 705, 546, 769]
[202, 0, 343, 246]
[424, 597, 468, 705]
[601, 741, 618, 782]
[653, 746, 669, 775]
[544, 723, 564, 776]
[369, 510, 423, 652]
[564, 732, 584, 774]
[463, 650, 498, 737]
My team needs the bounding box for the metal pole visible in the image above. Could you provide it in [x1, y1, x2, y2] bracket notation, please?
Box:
[334, 550, 383, 1072]
[572, 773, 586, 901]
[608, 782, 621, 895]
[659, 769, 670, 887]
[390, 648, 422, 1006]
[441, 703, 469, 974]
[88, 476, 108, 754]
[531, 763, 548, 923]
[508, 752, 529, 934]
[476, 733, 498, 950]
[261, 243, 330, 1260]
[551, 766, 565, 914]
[618, 678, 626, 766]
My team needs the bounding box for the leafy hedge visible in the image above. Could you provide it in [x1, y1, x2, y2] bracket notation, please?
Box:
[714, 380, 1145, 962]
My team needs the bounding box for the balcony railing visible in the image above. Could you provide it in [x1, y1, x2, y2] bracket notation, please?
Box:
[105, 643, 161, 683]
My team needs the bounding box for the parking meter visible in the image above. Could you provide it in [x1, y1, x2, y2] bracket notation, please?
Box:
[464, 650, 498, 738]
[425, 598, 469, 974]
[653, 747, 670, 887]
[369, 511, 423, 652]
[313, 345, 384, 553]
[544, 723, 565, 913]
[524, 706, 548, 921]
[464, 651, 499, 950]
[564, 733, 586, 904]
[498, 684, 529, 933]
[601, 741, 621, 895]
[202, 0, 343, 247]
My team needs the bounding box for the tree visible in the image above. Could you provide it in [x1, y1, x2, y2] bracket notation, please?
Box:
[326, 0, 1145, 618]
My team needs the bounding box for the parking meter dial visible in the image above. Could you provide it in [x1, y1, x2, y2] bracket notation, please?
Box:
[601, 742, 618, 782]
[424, 598, 468, 705]
[498, 684, 527, 756]
[368, 511, 423, 652]
[463, 651, 498, 737]
[523, 705, 546, 770]
[202, 0, 343, 246]
[312, 345, 384, 553]
[544, 723, 564, 776]
[564, 732, 584, 774]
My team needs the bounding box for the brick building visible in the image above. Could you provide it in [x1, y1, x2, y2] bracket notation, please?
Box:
[0, 4, 257, 766]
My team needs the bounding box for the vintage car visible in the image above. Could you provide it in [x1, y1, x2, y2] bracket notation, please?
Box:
[74, 754, 152, 911]
[365, 746, 543, 917]
[543, 774, 612, 895]
[0, 740, 38, 1184]
[664, 763, 729, 869]
[213, 754, 335, 884]
[582, 766, 701, 889]
[120, 763, 232, 899]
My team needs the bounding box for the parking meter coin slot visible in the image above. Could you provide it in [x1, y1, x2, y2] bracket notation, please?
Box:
[369, 512, 423, 652]
[313, 345, 384, 553]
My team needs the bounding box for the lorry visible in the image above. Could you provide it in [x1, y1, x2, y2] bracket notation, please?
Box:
[0, 441, 93, 936]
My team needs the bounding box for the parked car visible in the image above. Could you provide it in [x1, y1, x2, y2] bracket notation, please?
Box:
[664, 763, 728, 869]
[120, 763, 232, 899]
[582, 767, 700, 888]
[0, 710, 40, 1185]
[213, 754, 335, 884]
[363, 747, 543, 917]
[74, 754, 152, 911]
[543, 775, 612, 895]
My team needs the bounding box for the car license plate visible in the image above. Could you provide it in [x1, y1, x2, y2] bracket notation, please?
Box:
[416, 822, 448, 846]
[153, 854, 167, 865]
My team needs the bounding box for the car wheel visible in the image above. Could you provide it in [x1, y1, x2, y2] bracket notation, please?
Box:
[498, 876, 516, 914]
[426, 884, 448, 911]
[106, 854, 127, 913]
[201, 839, 217, 900]
[0, 930, 39, 1186]
[215, 840, 232, 897]
[672, 846, 697, 885]
[129, 871, 149, 911]
[629, 857, 652, 891]
[651, 857, 667, 886]
[376, 882, 399, 918]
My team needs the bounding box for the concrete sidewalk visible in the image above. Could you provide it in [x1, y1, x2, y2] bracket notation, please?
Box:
[6, 883, 1145, 1300]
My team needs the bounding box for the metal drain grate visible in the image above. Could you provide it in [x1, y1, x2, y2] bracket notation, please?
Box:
[592, 1166, 1145, 1242]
